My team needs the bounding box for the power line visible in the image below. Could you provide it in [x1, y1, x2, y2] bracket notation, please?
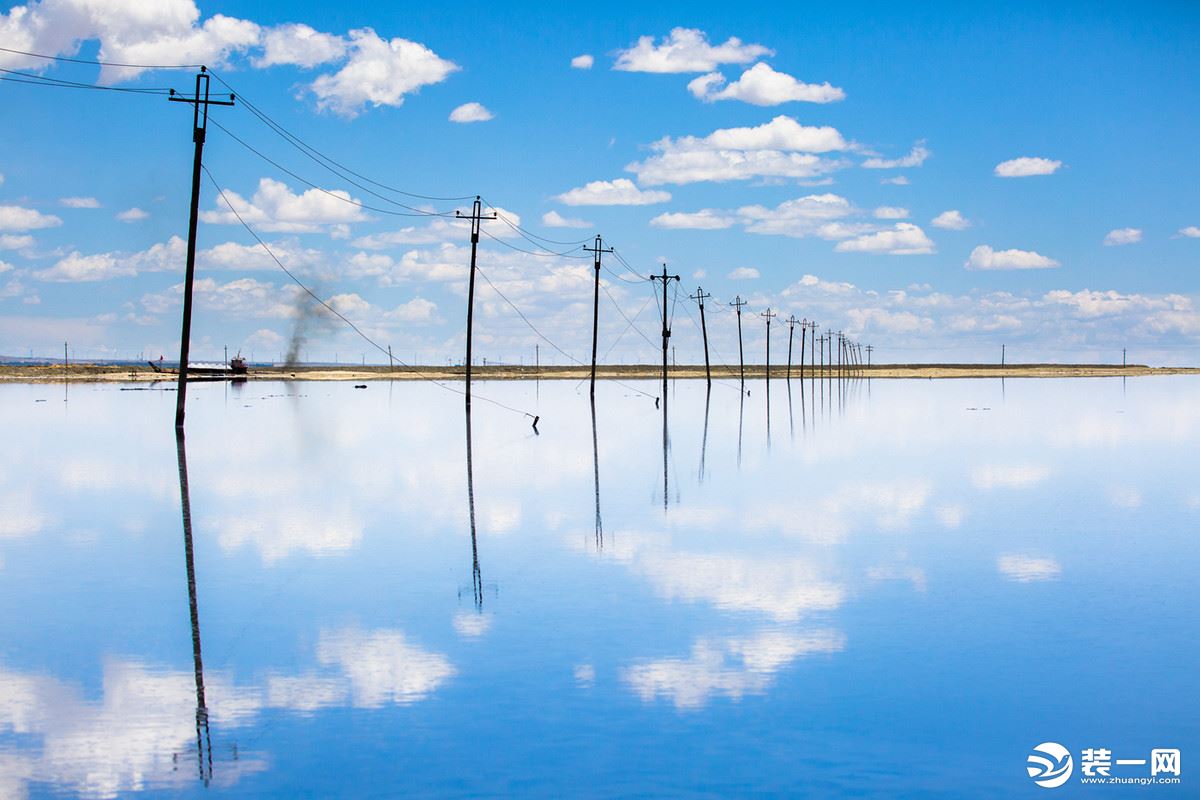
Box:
[479, 228, 590, 259]
[202, 165, 537, 421]
[0, 67, 179, 95]
[206, 70, 476, 204]
[208, 119, 454, 218]
[0, 45, 202, 70]
[476, 266, 658, 401]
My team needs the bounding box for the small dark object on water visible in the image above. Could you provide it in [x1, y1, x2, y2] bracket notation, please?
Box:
[354, 384, 367, 389]
[35, 399, 46, 403]
[531, 415, 539, 433]
[655, 397, 660, 408]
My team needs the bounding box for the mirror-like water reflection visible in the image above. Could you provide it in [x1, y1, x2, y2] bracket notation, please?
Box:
[0, 376, 1197, 797]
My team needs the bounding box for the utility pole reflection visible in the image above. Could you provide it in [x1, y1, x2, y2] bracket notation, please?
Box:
[175, 432, 212, 786]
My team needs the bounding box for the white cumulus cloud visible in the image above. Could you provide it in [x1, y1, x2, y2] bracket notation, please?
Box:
[687, 62, 844, 105]
[614, 27, 772, 73]
[651, 209, 736, 230]
[448, 102, 493, 123]
[308, 28, 458, 117]
[60, 196, 100, 209]
[200, 177, 368, 232]
[873, 206, 908, 219]
[727, 267, 760, 280]
[627, 115, 849, 186]
[0, 205, 62, 232]
[862, 142, 930, 169]
[555, 178, 670, 206]
[834, 223, 934, 255]
[1103, 227, 1142, 246]
[116, 207, 149, 222]
[1178, 226, 1200, 238]
[931, 210, 970, 230]
[254, 23, 347, 67]
[570, 53, 594, 69]
[994, 156, 1062, 177]
[965, 244, 1059, 270]
[541, 210, 591, 229]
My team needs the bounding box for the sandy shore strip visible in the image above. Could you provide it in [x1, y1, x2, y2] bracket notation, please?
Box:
[2, 363, 1197, 384]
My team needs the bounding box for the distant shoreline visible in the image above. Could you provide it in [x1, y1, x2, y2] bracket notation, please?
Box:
[1, 363, 1196, 384]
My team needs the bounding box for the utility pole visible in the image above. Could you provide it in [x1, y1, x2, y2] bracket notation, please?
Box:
[1001, 343, 1006, 366]
[584, 235, 613, 398]
[867, 344, 873, 366]
[808, 322, 816, 379]
[456, 196, 497, 405]
[785, 315, 799, 380]
[690, 287, 712, 387]
[761, 308, 776, 382]
[169, 67, 234, 430]
[650, 264, 681, 392]
[825, 329, 835, 379]
[1123, 348, 1127, 368]
[730, 295, 748, 386]
[388, 345, 394, 372]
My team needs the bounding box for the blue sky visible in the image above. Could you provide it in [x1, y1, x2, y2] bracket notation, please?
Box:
[0, 0, 1198, 364]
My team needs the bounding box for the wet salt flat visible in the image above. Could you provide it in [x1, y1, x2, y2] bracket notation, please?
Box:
[0, 376, 1197, 798]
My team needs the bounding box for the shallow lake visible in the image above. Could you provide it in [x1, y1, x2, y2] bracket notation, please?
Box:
[1, 375, 1196, 797]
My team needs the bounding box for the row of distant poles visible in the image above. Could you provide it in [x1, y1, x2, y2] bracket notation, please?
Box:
[168, 68, 870, 430]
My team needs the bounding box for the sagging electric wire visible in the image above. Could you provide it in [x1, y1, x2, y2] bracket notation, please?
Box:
[0, 46, 202, 70]
[209, 119, 455, 219]
[206, 69, 475, 204]
[475, 267, 659, 401]
[201, 164, 540, 424]
[481, 200, 592, 248]
[0, 66, 179, 95]
[479, 228, 590, 259]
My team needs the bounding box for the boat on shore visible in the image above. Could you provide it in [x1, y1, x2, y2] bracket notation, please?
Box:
[148, 355, 248, 380]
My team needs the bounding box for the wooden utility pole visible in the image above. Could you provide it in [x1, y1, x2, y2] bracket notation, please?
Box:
[730, 295, 748, 386]
[584, 235, 613, 398]
[169, 67, 234, 430]
[650, 265, 680, 392]
[456, 196, 497, 405]
[866, 344, 873, 366]
[1001, 343, 1006, 366]
[690, 287, 712, 386]
[761, 308, 776, 382]
[785, 315, 799, 380]
[808, 321, 816, 379]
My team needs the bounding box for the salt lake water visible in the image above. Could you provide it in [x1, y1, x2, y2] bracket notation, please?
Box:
[0, 375, 1196, 797]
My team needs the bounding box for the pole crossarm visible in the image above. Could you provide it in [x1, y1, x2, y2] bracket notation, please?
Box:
[456, 196, 497, 404]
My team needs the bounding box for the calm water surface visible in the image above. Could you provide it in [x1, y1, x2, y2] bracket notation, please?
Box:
[0, 376, 1197, 798]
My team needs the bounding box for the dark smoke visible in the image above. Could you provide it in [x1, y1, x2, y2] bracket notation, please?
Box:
[284, 291, 333, 367]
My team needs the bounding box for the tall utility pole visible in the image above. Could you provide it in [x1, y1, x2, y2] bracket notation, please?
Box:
[761, 308, 776, 382]
[1123, 348, 1127, 368]
[169, 67, 234, 430]
[690, 287, 712, 386]
[650, 265, 681, 391]
[730, 295, 748, 386]
[808, 321, 817, 379]
[456, 196, 497, 404]
[1001, 343, 1006, 366]
[866, 344, 874, 366]
[584, 235, 613, 398]
[785, 315, 799, 380]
